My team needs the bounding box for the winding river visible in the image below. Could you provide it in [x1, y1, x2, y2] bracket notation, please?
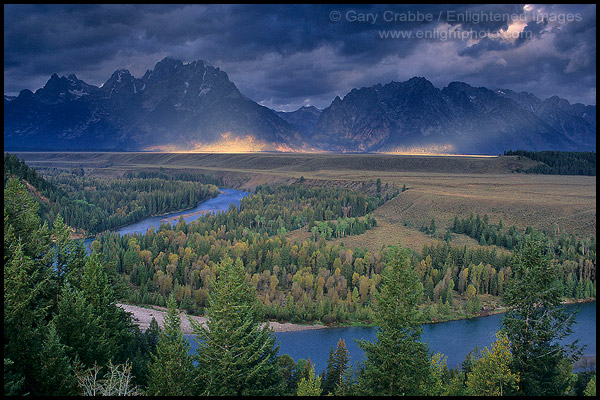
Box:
[84, 188, 596, 374]
[83, 188, 249, 250]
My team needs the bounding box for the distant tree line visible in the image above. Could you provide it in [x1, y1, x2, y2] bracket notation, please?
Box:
[451, 212, 595, 262]
[3, 153, 57, 192]
[183, 183, 393, 238]
[504, 150, 596, 176]
[124, 170, 224, 186]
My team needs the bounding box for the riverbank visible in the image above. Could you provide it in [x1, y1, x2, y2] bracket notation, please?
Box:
[120, 298, 595, 334]
[426, 297, 596, 325]
[304, 297, 596, 329]
[117, 303, 326, 334]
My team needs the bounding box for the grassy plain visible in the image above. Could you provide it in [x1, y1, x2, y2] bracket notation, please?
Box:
[14, 152, 596, 253]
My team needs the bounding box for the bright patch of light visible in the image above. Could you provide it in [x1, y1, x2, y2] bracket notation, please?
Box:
[376, 144, 498, 157]
[379, 144, 456, 155]
[499, 19, 528, 42]
[142, 132, 327, 153]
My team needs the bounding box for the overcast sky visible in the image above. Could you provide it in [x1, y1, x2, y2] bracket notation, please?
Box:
[4, 4, 596, 111]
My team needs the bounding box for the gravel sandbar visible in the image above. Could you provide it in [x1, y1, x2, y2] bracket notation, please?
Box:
[117, 303, 326, 334]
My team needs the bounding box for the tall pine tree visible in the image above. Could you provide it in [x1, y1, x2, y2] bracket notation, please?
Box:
[38, 321, 78, 395]
[52, 214, 87, 303]
[322, 338, 351, 395]
[355, 246, 431, 396]
[147, 294, 194, 396]
[54, 253, 135, 368]
[191, 257, 284, 396]
[501, 233, 582, 396]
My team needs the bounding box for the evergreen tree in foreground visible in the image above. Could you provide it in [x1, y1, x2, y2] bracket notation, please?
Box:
[355, 246, 431, 396]
[501, 233, 583, 396]
[191, 257, 284, 396]
[52, 214, 87, 304]
[297, 365, 322, 396]
[4, 177, 151, 395]
[147, 294, 194, 396]
[53, 253, 135, 369]
[322, 338, 351, 395]
[4, 179, 55, 395]
[466, 332, 520, 396]
[584, 375, 596, 396]
[277, 354, 299, 396]
[38, 321, 78, 395]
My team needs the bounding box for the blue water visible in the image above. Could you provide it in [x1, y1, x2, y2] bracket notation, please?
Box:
[83, 188, 249, 250]
[185, 301, 595, 375]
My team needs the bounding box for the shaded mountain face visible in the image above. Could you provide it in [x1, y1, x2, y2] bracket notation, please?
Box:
[4, 59, 596, 154]
[311, 78, 596, 154]
[4, 57, 301, 151]
[276, 106, 322, 136]
[496, 89, 596, 148]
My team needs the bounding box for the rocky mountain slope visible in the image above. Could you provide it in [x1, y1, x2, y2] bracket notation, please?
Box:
[310, 78, 595, 154]
[4, 57, 301, 151]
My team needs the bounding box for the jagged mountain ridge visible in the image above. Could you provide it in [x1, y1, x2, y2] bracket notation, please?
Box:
[4, 57, 302, 151]
[4, 58, 596, 154]
[309, 78, 595, 154]
[495, 89, 596, 147]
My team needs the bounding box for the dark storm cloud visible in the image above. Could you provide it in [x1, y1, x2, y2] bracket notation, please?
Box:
[514, 19, 548, 47]
[458, 37, 514, 57]
[458, 19, 548, 57]
[4, 4, 596, 109]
